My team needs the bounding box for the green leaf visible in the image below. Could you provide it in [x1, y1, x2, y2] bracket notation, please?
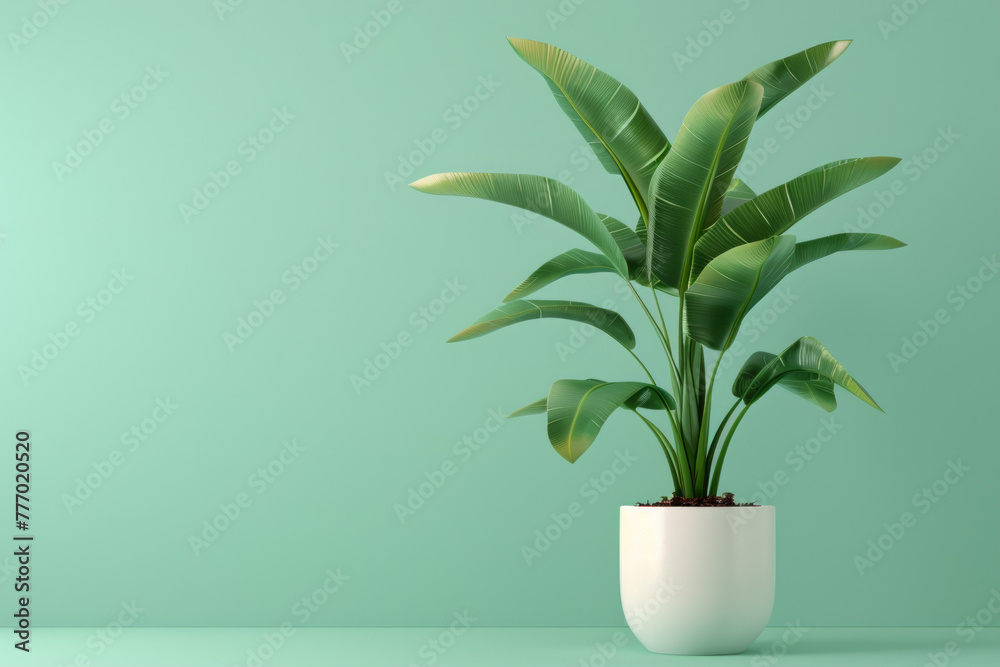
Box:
[646, 80, 763, 289]
[631, 214, 680, 295]
[685, 236, 796, 351]
[509, 398, 547, 418]
[791, 232, 906, 270]
[600, 214, 646, 275]
[410, 172, 628, 277]
[721, 178, 757, 217]
[508, 38, 670, 213]
[733, 351, 837, 412]
[448, 299, 635, 349]
[736, 337, 881, 411]
[687, 233, 905, 350]
[546, 379, 675, 462]
[693, 157, 901, 278]
[633, 272, 680, 297]
[623, 384, 677, 411]
[746, 40, 852, 117]
[504, 249, 617, 302]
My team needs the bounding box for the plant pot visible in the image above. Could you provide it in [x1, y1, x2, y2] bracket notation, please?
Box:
[619, 505, 775, 655]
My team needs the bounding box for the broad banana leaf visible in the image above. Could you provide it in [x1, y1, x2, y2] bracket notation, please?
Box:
[448, 299, 636, 349]
[635, 38, 849, 214]
[509, 398, 547, 418]
[792, 232, 905, 270]
[685, 236, 796, 351]
[746, 40, 852, 117]
[646, 80, 763, 289]
[600, 214, 646, 274]
[735, 337, 881, 410]
[633, 211, 677, 296]
[686, 233, 904, 350]
[508, 38, 670, 213]
[733, 351, 837, 412]
[720, 178, 757, 217]
[410, 172, 628, 277]
[504, 249, 617, 302]
[692, 157, 900, 278]
[633, 272, 680, 297]
[639, 179, 754, 254]
[510, 380, 674, 421]
[623, 384, 677, 411]
[547, 379, 676, 462]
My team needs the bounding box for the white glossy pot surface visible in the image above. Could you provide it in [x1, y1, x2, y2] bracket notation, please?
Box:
[620, 505, 775, 655]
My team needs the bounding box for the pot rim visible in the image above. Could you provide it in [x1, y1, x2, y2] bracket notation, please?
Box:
[620, 504, 775, 510]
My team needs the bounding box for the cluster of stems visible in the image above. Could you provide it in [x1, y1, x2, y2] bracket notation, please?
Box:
[618, 280, 751, 499]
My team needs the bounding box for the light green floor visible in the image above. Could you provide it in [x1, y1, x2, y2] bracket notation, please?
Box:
[5, 627, 998, 666]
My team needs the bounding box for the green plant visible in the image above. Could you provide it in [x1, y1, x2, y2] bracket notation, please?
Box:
[411, 38, 903, 498]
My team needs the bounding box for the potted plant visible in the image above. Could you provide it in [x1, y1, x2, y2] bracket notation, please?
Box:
[412, 37, 902, 655]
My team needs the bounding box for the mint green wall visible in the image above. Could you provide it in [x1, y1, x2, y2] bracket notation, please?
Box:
[1, 0, 996, 628]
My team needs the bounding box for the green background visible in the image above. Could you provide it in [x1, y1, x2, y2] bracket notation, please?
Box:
[0, 0, 997, 629]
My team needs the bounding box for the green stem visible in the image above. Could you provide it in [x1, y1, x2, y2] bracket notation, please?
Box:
[625, 348, 657, 386]
[635, 412, 680, 494]
[626, 281, 675, 365]
[676, 292, 686, 373]
[658, 389, 683, 457]
[706, 348, 725, 401]
[620, 343, 687, 492]
[651, 386, 691, 496]
[650, 287, 681, 391]
[671, 431, 694, 497]
[706, 397, 743, 473]
[694, 350, 726, 492]
[708, 403, 752, 496]
[679, 342, 701, 468]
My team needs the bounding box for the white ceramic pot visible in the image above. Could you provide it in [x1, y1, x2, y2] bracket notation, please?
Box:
[619, 505, 775, 655]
